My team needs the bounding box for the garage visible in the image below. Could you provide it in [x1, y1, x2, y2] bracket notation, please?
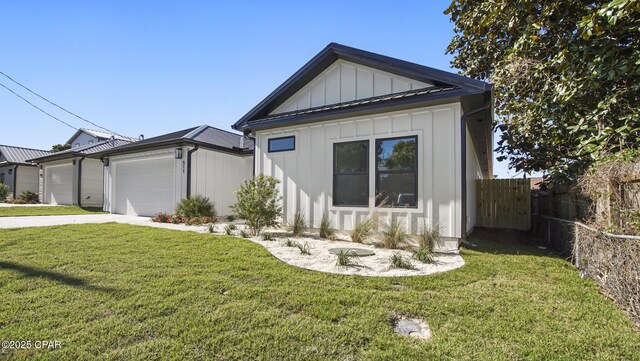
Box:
[45, 163, 73, 205]
[113, 156, 176, 216]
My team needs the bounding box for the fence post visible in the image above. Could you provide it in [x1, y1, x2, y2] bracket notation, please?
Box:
[574, 223, 580, 269]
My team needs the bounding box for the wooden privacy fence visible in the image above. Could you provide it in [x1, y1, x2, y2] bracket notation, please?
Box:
[476, 179, 531, 230]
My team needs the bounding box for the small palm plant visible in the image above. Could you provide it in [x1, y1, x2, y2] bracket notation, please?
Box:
[335, 250, 360, 268]
[292, 210, 307, 237]
[350, 213, 378, 243]
[390, 253, 414, 269]
[380, 218, 407, 249]
[319, 212, 335, 239]
[413, 220, 439, 263]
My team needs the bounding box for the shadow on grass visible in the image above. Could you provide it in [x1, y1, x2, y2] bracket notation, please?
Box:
[466, 227, 562, 258]
[0, 260, 117, 293]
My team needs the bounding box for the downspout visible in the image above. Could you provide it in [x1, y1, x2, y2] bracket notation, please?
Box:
[186, 145, 199, 199]
[460, 102, 492, 244]
[12, 165, 18, 199]
[77, 157, 84, 207]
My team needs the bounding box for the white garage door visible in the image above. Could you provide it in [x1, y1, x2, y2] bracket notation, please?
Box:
[45, 164, 73, 205]
[114, 157, 175, 216]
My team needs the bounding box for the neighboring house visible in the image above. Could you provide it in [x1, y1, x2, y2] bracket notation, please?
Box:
[66, 128, 138, 149]
[0, 145, 52, 199]
[92, 125, 253, 217]
[28, 139, 132, 207]
[233, 43, 493, 246]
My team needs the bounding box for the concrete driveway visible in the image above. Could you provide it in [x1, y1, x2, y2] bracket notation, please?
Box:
[0, 214, 210, 233]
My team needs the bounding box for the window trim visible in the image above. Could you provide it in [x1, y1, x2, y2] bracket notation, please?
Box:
[375, 135, 418, 208]
[332, 139, 370, 207]
[268, 135, 296, 153]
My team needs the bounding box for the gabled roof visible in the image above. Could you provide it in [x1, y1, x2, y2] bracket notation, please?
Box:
[90, 125, 254, 157]
[28, 139, 132, 163]
[0, 145, 52, 166]
[66, 128, 137, 145]
[233, 42, 493, 131]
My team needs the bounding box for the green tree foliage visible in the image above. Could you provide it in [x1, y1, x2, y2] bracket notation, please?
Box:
[0, 183, 10, 201]
[51, 144, 71, 152]
[446, 0, 640, 179]
[230, 175, 283, 236]
[376, 139, 416, 170]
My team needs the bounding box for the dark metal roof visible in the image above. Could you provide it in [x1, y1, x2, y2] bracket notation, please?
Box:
[249, 86, 459, 125]
[233, 42, 493, 131]
[0, 145, 52, 165]
[90, 125, 254, 157]
[28, 139, 132, 163]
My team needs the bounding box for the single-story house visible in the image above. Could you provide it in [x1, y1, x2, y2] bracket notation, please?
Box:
[91, 125, 253, 217]
[233, 43, 493, 246]
[29, 139, 132, 206]
[0, 145, 52, 199]
[66, 128, 138, 149]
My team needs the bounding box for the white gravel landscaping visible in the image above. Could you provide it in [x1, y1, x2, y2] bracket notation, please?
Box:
[215, 223, 465, 277]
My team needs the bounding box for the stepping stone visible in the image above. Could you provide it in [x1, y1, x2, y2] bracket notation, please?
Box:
[328, 247, 375, 256]
[394, 319, 422, 335]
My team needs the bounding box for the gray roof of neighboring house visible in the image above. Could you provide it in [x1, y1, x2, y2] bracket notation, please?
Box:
[233, 42, 493, 132]
[0, 145, 52, 166]
[28, 139, 132, 163]
[66, 128, 138, 145]
[90, 125, 254, 157]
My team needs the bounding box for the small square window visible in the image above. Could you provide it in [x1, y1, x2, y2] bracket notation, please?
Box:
[8, 169, 13, 175]
[268, 136, 295, 152]
[74, 143, 80, 148]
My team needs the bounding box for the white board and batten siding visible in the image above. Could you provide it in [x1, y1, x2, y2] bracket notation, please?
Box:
[255, 103, 466, 242]
[190, 149, 253, 216]
[271, 60, 433, 115]
[79, 159, 104, 207]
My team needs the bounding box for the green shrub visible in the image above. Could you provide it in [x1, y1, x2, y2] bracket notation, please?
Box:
[413, 249, 434, 263]
[350, 213, 378, 243]
[239, 229, 249, 238]
[208, 223, 215, 233]
[319, 212, 335, 239]
[227, 214, 236, 222]
[0, 184, 11, 201]
[230, 175, 282, 236]
[225, 224, 236, 235]
[335, 250, 360, 268]
[262, 233, 275, 241]
[380, 218, 407, 249]
[390, 253, 414, 269]
[175, 194, 216, 218]
[292, 210, 307, 237]
[284, 239, 298, 247]
[17, 191, 38, 204]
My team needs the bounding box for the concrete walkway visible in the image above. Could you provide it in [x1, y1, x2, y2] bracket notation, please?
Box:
[0, 214, 210, 233]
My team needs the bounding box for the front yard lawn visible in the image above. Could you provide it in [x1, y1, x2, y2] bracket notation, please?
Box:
[0, 206, 105, 217]
[0, 223, 638, 360]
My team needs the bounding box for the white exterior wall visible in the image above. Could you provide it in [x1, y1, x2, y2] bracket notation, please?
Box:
[70, 133, 99, 148]
[271, 60, 432, 115]
[80, 158, 104, 207]
[465, 127, 483, 234]
[255, 103, 463, 241]
[190, 149, 253, 216]
[15, 166, 39, 196]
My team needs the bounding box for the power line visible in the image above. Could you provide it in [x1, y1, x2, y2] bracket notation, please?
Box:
[0, 70, 126, 138]
[0, 81, 78, 131]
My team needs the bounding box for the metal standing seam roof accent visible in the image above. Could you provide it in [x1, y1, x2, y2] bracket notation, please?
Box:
[0, 145, 52, 165]
[66, 128, 138, 145]
[28, 139, 133, 162]
[89, 125, 254, 157]
[248, 86, 459, 124]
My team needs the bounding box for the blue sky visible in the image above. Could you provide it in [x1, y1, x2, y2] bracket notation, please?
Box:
[0, 1, 529, 178]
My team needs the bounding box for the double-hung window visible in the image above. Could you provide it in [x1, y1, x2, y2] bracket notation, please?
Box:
[333, 140, 369, 206]
[375, 136, 418, 207]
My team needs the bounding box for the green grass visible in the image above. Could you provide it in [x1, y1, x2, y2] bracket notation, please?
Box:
[0, 206, 106, 217]
[0, 224, 638, 360]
